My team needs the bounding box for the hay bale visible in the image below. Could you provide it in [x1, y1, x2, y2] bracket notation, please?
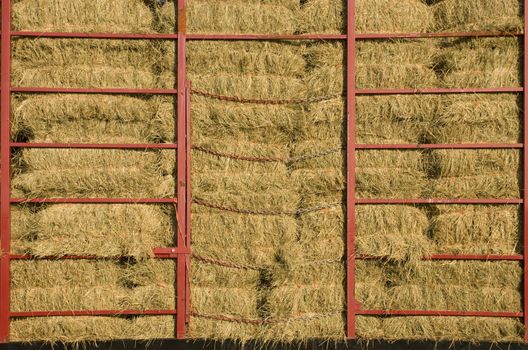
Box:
[11, 149, 175, 198]
[432, 0, 523, 32]
[438, 37, 521, 88]
[357, 95, 437, 144]
[12, 94, 175, 144]
[298, 0, 345, 34]
[357, 205, 431, 262]
[431, 205, 520, 255]
[357, 316, 523, 342]
[11, 204, 174, 259]
[11, 260, 175, 312]
[357, 0, 433, 33]
[357, 40, 438, 89]
[12, 0, 155, 33]
[191, 98, 298, 146]
[189, 260, 263, 340]
[429, 94, 521, 143]
[429, 149, 521, 198]
[12, 38, 175, 89]
[357, 150, 427, 199]
[11, 316, 174, 343]
[266, 263, 345, 340]
[358, 260, 522, 312]
[187, 0, 298, 34]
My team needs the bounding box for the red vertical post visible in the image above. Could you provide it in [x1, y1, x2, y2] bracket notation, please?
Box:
[175, 0, 188, 339]
[185, 81, 191, 323]
[523, 0, 528, 343]
[0, 0, 11, 343]
[346, 0, 357, 339]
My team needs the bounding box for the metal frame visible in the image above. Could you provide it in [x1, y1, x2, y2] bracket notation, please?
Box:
[0, 0, 191, 342]
[0, 0, 527, 343]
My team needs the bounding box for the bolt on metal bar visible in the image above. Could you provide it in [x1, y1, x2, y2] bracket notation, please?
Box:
[185, 81, 192, 323]
[346, 0, 357, 340]
[357, 310, 524, 317]
[11, 310, 178, 318]
[0, 0, 11, 343]
[11, 143, 178, 149]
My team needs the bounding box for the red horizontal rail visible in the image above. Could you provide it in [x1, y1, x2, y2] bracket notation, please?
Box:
[11, 87, 178, 95]
[357, 143, 523, 149]
[358, 254, 524, 261]
[11, 31, 178, 40]
[10, 310, 178, 318]
[8, 31, 522, 41]
[357, 199, 523, 204]
[357, 310, 523, 317]
[357, 88, 523, 95]
[10, 198, 177, 204]
[187, 33, 347, 40]
[356, 31, 523, 39]
[11, 143, 178, 149]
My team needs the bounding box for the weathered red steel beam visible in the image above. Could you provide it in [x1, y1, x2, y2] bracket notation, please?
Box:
[357, 143, 523, 149]
[11, 310, 178, 317]
[10, 198, 177, 204]
[11, 87, 178, 95]
[11, 143, 178, 149]
[357, 199, 523, 204]
[358, 310, 523, 317]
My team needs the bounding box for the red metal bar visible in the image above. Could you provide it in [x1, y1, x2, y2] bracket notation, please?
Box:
[10, 31, 522, 41]
[11, 87, 178, 95]
[523, 0, 528, 342]
[356, 31, 523, 39]
[357, 310, 523, 317]
[10, 198, 177, 204]
[357, 199, 523, 204]
[346, 0, 357, 340]
[10, 310, 178, 318]
[187, 33, 347, 40]
[176, 0, 188, 339]
[358, 254, 524, 261]
[11, 143, 178, 149]
[185, 81, 192, 323]
[357, 143, 524, 149]
[357, 87, 523, 95]
[0, 0, 10, 342]
[11, 31, 178, 40]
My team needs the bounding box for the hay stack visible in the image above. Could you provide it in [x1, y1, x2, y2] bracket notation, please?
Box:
[10, 260, 176, 342]
[357, 316, 523, 342]
[432, 0, 523, 32]
[188, 40, 303, 339]
[11, 149, 175, 198]
[12, 0, 155, 33]
[12, 38, 175, 89]
[430, 205, 521, 255]
[357, 40, 438, 89]
[429, 94, 521, 143]
[356, 260, 524, 341]
[356, 0, 433, 33]
[358, 95, 437, 144]
[437, 38, 521, 88]
[187, 0, 298, 34]
[429, 149, 521, 199]
[12, 94, 175, 144]
[11, 204, 175, 259]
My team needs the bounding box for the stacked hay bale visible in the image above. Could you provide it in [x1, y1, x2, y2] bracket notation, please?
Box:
[355, 1, 524, 341]
[187, 40, 303, 340]
[10, 0, 178, 342]
[187, 0, 298, 34]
